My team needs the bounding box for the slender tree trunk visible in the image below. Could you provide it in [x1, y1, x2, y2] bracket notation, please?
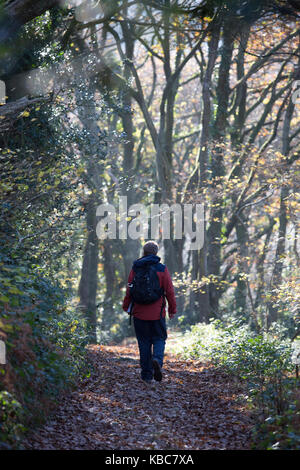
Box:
[78, 196, 99, 343]
[182, 18, 220, 322]
[74, 43, 103, 342]
[234, 217, 249, 314]
[101, 239, 117, 331]
[195, 21, 221, 323]
[231, 24, 251, 317]
[254, 220, 275, 327]
[268, 96, 295, 327]
[120, 19, 140, 276]
[208, 18, 236, 315]
[159, 1, 182, 276]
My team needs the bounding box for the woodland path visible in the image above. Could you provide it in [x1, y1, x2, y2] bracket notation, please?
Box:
[24, 342, 254, 450]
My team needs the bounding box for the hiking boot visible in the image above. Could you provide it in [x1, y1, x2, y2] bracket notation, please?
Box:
[143, 379, 152, 384]
[152, 359, 162, 382]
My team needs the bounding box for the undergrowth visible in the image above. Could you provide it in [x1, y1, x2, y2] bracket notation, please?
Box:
[178, 319, 300, 450]
[0, 255, 90, 449]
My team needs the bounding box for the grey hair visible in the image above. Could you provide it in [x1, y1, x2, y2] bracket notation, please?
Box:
[143, 240, 159, 256]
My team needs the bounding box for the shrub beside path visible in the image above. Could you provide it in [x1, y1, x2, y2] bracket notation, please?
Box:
[24, 343, 254, 450]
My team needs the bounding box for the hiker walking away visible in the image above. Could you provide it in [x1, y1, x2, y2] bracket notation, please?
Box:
[122, 241, 177, 383]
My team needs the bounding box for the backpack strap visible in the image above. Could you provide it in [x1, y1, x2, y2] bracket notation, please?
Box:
[128, 301, 134, 325]
[159, 292, 165, 319]
[159, 292, 167, 339]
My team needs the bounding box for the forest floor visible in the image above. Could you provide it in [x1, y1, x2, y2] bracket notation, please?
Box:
[23, 339, 254, 450]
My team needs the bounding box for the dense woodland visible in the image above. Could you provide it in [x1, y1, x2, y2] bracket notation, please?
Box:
[0, 0, 299, 451]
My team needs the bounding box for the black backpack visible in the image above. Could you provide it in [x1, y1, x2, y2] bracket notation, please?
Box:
[129, 264, 163, 304]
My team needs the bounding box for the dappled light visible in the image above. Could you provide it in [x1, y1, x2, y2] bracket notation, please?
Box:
[23, 343, 252, 450]
[0, 0, 299, 453]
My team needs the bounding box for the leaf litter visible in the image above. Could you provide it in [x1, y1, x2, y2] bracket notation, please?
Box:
[23, 344, 253, 450]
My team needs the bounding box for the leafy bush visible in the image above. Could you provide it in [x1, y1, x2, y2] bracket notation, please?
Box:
[0, 254, 90, 448]
[0, 391, 24, 449]
[180, 319, 299, 449]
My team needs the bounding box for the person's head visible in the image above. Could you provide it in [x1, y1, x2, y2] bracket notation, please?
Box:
[143, 240, 159, 257]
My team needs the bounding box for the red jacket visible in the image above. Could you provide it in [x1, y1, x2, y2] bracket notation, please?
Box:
[122, 255, 177, 321]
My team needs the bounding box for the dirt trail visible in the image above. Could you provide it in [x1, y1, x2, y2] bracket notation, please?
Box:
[24, 344, 253, 450]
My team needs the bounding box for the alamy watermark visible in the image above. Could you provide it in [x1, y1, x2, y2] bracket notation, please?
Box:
[291, 340, 300, 366]
[96, 197, 204, 250]
[292, 80, 300, 104]
[0, 340, 5, 365]
[0, 80, 6, 105]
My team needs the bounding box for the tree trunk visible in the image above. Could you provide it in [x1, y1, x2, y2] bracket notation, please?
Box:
[78, 196, 99, 343]
[208, 18, 236, 315]
[267, 96, 295, 327]
[231, 24, 251, 318]
[74, 42, 104, 343]
[234, 216, 249, 314]
[195, 20, 221, 323]
[101, 239, 117, 332]
[120, 19, 140, 276]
